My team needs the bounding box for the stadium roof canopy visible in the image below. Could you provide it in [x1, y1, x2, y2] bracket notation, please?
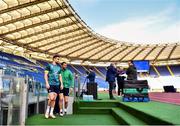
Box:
[0, 0, 180, 64]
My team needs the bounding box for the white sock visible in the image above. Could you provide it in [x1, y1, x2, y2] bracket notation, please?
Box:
[50, 107, 54, 115]
[64, 108, 67, 112]
[46, 106, 50, 114]
[60, 109, 63, 113]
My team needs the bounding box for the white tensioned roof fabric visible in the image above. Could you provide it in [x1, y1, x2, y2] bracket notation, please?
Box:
[0, 0, 179, 62]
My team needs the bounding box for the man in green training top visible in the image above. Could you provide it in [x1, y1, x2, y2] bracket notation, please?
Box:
[44, 55, 63, 119]
[59, 62, 74, 116]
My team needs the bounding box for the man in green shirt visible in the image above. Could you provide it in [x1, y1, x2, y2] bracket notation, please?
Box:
[44, 55, 63, 119]
[59, 62, 74, 116]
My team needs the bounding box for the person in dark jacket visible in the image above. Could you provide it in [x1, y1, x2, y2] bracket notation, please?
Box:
[126, 61, 137, 80]
[106, 63, 117, 99]
[116, 67, 126, 96]
[87, 68, 96, 83]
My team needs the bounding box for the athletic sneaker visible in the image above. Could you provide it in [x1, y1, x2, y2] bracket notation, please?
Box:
[45, 113, 49, 119]
[49, 114, 56, 119]
[64, 109, 67, 115]
[60, 112, 64, 117]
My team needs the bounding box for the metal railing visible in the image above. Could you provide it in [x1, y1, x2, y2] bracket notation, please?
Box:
[0, 75, 26, 125]
[0, 67, 47, 125]
[0, 67, 88, 125]
[73, 74, 88, 101]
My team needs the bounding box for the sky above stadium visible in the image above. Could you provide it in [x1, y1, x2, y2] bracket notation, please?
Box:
[69, 0, 180, 44]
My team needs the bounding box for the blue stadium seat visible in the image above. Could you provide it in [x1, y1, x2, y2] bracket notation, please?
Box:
[96, 66, 107, 76]
[170, 65, 180, 76]
[156, 66, 170, 76]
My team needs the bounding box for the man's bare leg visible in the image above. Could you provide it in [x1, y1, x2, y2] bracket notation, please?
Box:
[48, 93, 57, 118]
[64, 96, 69, 114]
[45, 93, 54, 118]
[59, 93, 64, 116]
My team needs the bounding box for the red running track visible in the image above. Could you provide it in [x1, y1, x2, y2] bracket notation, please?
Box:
[149, 92, 180, 105]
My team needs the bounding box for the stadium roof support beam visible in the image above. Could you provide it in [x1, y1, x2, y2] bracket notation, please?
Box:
[55, 37, 95, 54]
[77, 42, 107, 58]
[25, 27, 84, 45]
[45, 35, 89, 52]
[0, 0, 50, 15]
[0, 36, 43, 53]
[142, 46, 157, 60]
[118, 46, 139, 62]
[82, 44, 113, 61]
[66, 39, 101, 56]
[14, 21, 78, 41]
[98, 46, 117, 60]
[4, 33, 87, 52]
[99, 48, 119, 61]
[34, 32, 87, 49]
[154, 45, 167, 61]
[167, 45, 177, 60]
[37, 35, 86, 49]
[0, 41, 6, 46]
[87, 44, 115, 59]
[0, 14, 73, 36]
[0, 5, 67, 27]
[132, 47, 146, 60]
[108, 46, 129, 61]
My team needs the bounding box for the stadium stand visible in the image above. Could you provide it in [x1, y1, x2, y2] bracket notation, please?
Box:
[1, 51, 180, 91]
[169, 65, 180, 76]
[155, 66, 170, 76]
[96, 66, 107, 76]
